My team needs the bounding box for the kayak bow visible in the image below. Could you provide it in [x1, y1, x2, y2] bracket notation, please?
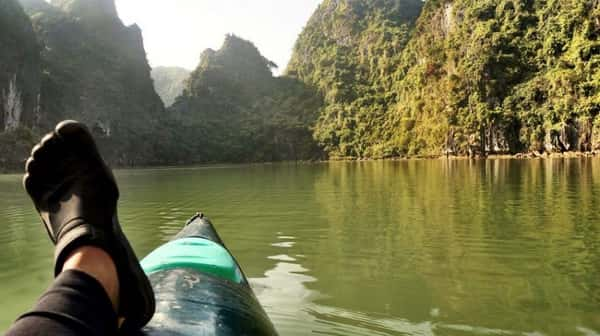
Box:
[139, 213, 278, 336]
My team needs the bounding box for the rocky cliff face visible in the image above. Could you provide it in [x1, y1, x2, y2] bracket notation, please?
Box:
[151, 67, 191, 107]
[0, 0, 40, 132]
[19, 0, 165, 165]
[288, 0, 600, 158]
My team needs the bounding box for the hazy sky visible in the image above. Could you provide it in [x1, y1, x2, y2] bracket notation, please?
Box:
[113, 0, 322, 74]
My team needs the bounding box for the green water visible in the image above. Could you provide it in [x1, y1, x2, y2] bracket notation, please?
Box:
[1, 160, 599, 335]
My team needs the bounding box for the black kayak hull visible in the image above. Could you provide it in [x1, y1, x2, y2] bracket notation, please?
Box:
[138, 213, 278, 336]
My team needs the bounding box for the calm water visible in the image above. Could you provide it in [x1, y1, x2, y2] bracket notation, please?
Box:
[0, 160, 599, 335]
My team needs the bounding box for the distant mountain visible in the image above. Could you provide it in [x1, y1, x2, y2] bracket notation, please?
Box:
[151, 67, 190, 107]
[18, 0, 166, 165]
[169, 34, 322, 162]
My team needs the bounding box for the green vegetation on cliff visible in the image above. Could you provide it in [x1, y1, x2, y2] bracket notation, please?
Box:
[2, 1, 321, 169]
[3, 0, 600, 169]
[388, 0, 600, 156]
[169, 34, 323, 162]
[288, 0, 600, 158]
[286, 0, 424, 158]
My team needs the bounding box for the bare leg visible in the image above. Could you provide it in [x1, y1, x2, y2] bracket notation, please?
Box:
[7, 120, 154, 335]
[62, 246, 119, 312]
[21, 120, 154, 329]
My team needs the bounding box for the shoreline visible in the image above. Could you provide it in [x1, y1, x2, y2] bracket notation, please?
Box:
[327, 150, 599, 162]
[2, 151, 599, 174]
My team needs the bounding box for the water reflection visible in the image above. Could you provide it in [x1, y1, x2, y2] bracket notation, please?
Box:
[1, 161, 599, 334]
[255, 232, 576, 336]
[305, 160, 600, 335]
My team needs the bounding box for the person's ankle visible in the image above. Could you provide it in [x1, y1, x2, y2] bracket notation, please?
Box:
[63, 246, 120, 312]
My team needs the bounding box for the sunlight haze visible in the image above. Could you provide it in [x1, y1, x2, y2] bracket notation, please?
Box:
[114, 0, 323, 74]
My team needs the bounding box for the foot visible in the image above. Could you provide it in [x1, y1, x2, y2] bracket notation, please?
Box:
[23, 120, 155, 330]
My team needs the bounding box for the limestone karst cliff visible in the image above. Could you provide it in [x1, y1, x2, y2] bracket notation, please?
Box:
[18, 0, 166, 165]
[287, 0, 600, 158]
[0, 0, 40, 132]
[169, 34, 323, 162]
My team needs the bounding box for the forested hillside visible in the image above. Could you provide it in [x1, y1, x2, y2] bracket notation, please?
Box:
[288, 0, 600, 158]
[169, 34, 322, 162]
[287, 0, 424, 158]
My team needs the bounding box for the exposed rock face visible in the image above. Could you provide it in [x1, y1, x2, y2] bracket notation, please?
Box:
[19, 0, 165, 165]
[0, 0, 40, 131]
[151, 67, 191, 107]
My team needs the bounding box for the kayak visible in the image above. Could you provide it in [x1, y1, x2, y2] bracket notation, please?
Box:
[138, 213, 278, 336]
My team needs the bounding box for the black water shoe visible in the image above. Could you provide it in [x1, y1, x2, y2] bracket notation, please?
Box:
[23, 120, 155, 330]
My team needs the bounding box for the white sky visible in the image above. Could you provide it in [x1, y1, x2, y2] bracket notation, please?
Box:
[114, 1, 323, 74]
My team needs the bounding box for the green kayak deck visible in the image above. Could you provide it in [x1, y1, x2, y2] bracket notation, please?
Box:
[141, 237, 243, 283]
